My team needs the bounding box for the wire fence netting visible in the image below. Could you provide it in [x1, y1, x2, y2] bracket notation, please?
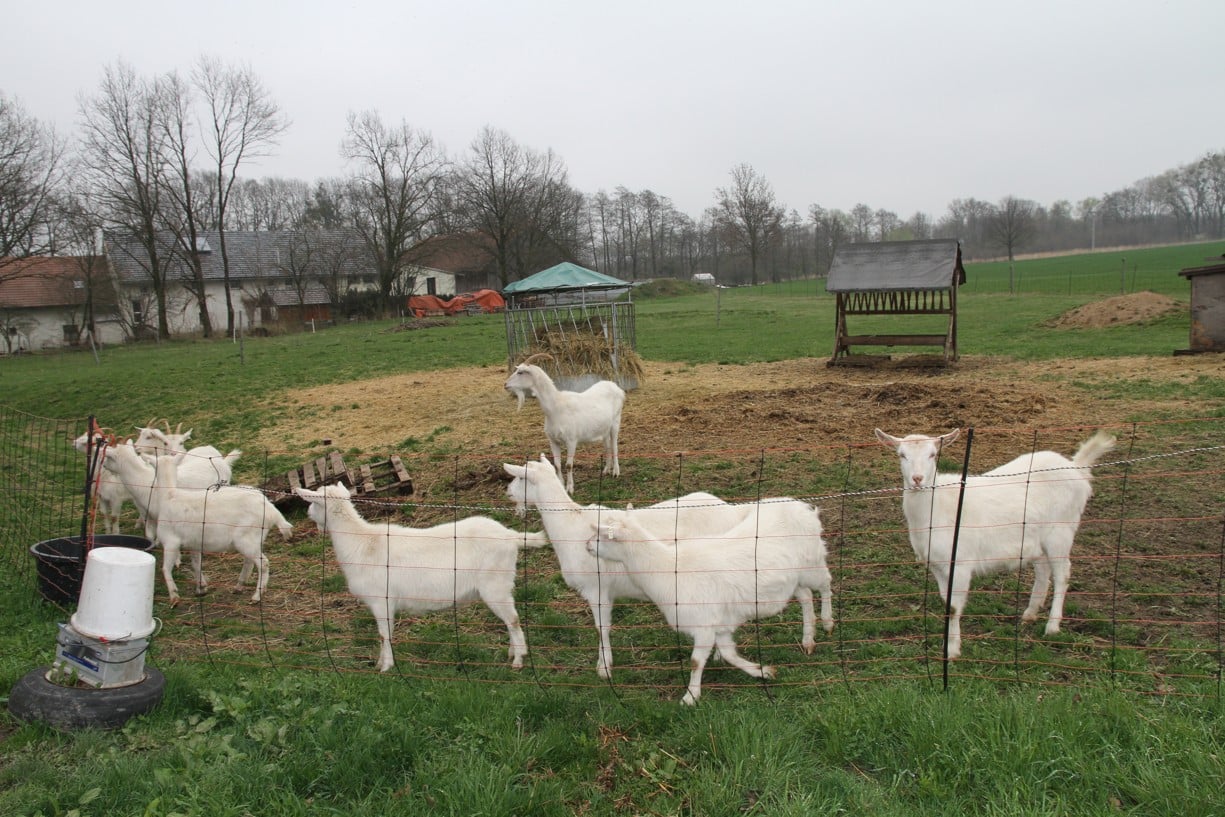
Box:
[2, 405, 1222, 702]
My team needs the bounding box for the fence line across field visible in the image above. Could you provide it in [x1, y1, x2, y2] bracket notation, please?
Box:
[1, 407, 1222, 702]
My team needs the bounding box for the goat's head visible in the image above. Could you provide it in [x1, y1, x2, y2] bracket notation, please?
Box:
[294, 483, 352, 531]
[504, 360, 550, 410]
[502, 454, 555, 515]
[585, 517, 635, 561]
[874, 428, 959, 491]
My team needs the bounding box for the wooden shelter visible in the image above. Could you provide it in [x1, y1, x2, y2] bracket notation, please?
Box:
[826, 239, 966, 366]
[1176, 255, 1225, 354]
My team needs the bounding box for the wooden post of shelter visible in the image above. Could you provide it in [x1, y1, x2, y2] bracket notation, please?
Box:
[826, 239, 967, 367]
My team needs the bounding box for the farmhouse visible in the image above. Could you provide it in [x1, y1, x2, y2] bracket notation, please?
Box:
[0, 256, 124, 353]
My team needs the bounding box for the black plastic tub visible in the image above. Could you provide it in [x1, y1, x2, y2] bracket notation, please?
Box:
[30, 535, 156, 605]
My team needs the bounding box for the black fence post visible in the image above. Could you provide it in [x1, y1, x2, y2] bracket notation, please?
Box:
[942, 427, 974, 692]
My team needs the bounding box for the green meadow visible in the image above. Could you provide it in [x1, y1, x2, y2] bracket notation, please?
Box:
[1, 241, 1223, 816]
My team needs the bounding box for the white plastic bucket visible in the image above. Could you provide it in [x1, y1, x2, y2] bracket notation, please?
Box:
[70, 546, 157, 640]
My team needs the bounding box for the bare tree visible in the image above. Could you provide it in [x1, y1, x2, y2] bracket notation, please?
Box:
[714, 163, 784, 285]
[0, 94, 67, 278]
[158, 70, 214, 336]
[452, 126, 579, 287]
[342, 111, 446, 315]
[78, 61, 175, 339]
[988, 195, 1038, 262]
[849, 203, 875, 242]
[195, 55, 288, 334]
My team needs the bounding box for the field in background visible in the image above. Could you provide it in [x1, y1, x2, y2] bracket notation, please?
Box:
[1, 241, 1224, 816]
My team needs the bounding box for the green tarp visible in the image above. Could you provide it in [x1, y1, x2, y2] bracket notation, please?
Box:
[502, 262, 629, 295]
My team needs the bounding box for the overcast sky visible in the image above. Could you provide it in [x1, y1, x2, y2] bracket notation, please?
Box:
[5, 0, 1223, 221]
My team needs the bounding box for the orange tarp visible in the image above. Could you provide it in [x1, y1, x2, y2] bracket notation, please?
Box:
[407, 289, 505, 317]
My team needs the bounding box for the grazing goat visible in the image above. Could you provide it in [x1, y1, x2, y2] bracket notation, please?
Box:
[72, 430, 133, 535]
[875, 428, 1116, 659]
[587, 511, 830, 705]
[503, 454, 833, 678]
[504, 361, 625, 492]
[148, 452, 292, 606]
[295, 483, 548, 672]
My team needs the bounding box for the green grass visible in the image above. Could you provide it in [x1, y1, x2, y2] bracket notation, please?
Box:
[1, 243, 1224, 815]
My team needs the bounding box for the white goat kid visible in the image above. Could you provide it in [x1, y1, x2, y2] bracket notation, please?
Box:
[504, 362, 625, 492]
[149, 452, 293, 606]
[587, 512, 828, 705]
[874, 428, 1116, 659]
[295, 483, 548, 672]
[503, 455, 833, 679]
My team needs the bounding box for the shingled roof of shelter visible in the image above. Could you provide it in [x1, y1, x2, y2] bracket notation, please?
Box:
[826, 239, 965, 292]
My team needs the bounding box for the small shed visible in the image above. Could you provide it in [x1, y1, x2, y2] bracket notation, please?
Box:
[503, 263, 639, 391]
[826, 239, 966, 366]
[1177, 255, 1225, 354]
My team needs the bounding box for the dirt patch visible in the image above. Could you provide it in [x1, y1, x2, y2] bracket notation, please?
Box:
[251, 353, 1224, 461]
[1046, 291, 1182, 329]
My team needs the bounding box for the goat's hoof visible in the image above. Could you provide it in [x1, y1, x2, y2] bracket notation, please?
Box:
[597, 665, 612, 680]
[761, 665, 777, 680]
[1044, 623, 1062, 636]
[680, 692, 699, 706]
[801, 641, 816, 655]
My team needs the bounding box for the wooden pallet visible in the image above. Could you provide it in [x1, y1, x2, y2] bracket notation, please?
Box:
[349, 455, 413, 498]
[266, 452, 413, 507]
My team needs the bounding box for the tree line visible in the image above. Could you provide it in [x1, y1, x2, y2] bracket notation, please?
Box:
[3, 57, 1223, 335]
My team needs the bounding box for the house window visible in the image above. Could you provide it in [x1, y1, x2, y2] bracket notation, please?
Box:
[426, 277, 437, 295]
[62, 325, 79, 345]
[131, 300, 145, 326]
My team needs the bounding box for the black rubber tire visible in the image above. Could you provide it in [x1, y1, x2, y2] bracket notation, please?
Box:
[7, 665, 165, 731]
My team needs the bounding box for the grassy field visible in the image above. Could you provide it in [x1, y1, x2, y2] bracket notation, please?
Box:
[1, 241, 1223, 816]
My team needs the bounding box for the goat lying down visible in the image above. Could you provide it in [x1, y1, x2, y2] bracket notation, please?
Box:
[295, 483, 548, 672]
[875, 428, 1116, 659]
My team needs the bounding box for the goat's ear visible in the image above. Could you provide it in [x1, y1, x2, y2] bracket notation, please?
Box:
[503, 463, 526, 478]
[874, 429, 901, 449]
[938, 429, 961, 447]
[182, 429, 193, 440]
[538, 453, 551, 465]
[293, 487, 320, 503]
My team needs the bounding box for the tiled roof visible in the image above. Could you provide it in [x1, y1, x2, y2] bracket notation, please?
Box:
[0, 256, 111, 308]
[105, 229, 370, 283]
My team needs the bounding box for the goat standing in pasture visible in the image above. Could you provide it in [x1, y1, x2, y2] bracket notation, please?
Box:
[295, 483, 548, 672]
[504, 359, 625, 492]
[149, 451, 293, 605]
[874, 428, 1116, 659]
[503, 454, 833, 679]
[586, 511, 830, 705]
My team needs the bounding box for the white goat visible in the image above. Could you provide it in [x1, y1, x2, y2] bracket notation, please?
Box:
[100, 440, 287, 604]
[72, 430, 133, 535]
[295, 483, 548, 672]
[587, 510, 831, 705]
[134, 423, 240, 485]
[503, 454, 833, 679]
[504, 362, 625, 492]
[147, 451, 293, 606]
[874, 428, 1116, 659]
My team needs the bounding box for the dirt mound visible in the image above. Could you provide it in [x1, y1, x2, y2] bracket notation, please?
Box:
[1047, 291, 1182, 329]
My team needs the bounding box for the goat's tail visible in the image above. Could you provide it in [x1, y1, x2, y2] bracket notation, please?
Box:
[272, 508, 294, 541]
[1073, 430, 1116, 468]
[224, 449, 242, 466]
[518, 530, 550, 550]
